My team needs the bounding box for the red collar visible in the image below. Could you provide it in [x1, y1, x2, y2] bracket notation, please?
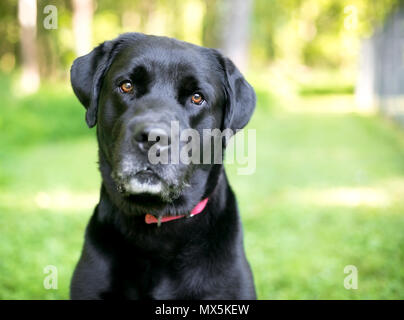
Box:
[145, 198, 209, 225]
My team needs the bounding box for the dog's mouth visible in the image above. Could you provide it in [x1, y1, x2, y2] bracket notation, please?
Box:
[111, 153, 193, 205]
[115, 167, 163, 196]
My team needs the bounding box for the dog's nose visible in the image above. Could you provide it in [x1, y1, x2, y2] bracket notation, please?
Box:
[133, 125, 170, 151]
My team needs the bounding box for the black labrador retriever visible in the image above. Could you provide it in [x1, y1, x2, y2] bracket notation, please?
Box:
[70, 33, 256, 300]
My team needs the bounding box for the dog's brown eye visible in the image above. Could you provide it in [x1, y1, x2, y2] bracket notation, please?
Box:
[120, 81, 133, 93]
[191, 93, 204, 105]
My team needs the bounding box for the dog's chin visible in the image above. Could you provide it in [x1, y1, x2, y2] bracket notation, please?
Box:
[121, 171, 163, 195]
[113, 169, 182, 206]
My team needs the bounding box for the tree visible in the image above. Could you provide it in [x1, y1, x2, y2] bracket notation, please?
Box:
[18, 0, 39, 93]
[217, 0, 254, 72]
[72, 0, 94, 56]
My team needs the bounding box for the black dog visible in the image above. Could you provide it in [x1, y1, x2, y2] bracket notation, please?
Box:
[70, 33, 256, 299]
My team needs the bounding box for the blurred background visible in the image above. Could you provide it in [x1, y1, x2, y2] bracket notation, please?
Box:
[1, 0, 404, 299]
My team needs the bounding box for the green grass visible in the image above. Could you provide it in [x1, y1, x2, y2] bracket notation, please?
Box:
[1, 73, 404, 299]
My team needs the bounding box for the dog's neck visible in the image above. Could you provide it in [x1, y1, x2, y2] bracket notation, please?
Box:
[144, 197, 209, 226]
[94, 177, 231, 249]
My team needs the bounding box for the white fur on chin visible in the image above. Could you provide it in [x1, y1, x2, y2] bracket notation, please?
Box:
[124, 177, 163, 195]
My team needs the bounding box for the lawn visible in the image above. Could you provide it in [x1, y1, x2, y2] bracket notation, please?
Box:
[1, 73, 404, 299]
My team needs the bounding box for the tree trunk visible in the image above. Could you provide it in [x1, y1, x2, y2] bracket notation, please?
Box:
[18, 0, 39, 93]
[218, 0, 253, 72]
[72, 0, 94, 56]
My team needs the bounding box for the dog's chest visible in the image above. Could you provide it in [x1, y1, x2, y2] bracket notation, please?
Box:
[104, 246, 226, 300]
[117, 259, 211, 299]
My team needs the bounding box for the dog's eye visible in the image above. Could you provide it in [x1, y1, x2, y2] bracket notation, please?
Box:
[120, 81, 133, 93]
[191, 93, 204, 105]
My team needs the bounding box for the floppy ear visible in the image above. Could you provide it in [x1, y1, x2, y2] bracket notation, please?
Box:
[217, 54, 256, 132]
[70, 41, 115, 128]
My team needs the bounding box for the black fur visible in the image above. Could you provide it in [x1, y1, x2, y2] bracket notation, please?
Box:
[70, 33, 256, 300]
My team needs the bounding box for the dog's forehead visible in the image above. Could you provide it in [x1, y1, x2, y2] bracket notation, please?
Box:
[111, 38, 215, 75]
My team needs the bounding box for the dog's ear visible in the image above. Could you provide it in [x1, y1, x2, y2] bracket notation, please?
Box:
[215, 52, 256, 133]
[70, 41, 115, 128]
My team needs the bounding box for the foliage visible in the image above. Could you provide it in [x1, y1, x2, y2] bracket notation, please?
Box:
[252, 0, 398, 68]
[0, 0, 400, 78]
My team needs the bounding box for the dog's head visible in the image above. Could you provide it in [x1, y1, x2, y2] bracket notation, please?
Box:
[71, 33, 255, 216]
